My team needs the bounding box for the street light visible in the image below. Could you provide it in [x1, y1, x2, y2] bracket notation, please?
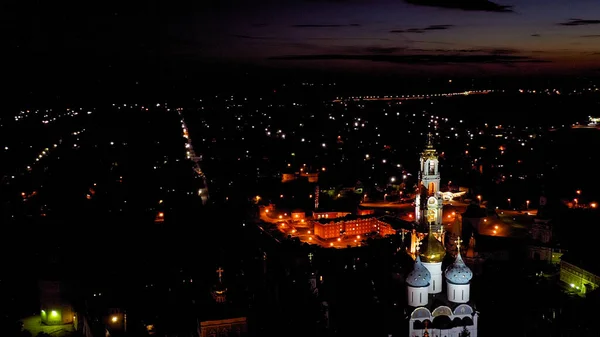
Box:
[526, 200, 530, 209]
[477, 195, 482, 203]
[384, 193, 388, 202]
[507, 198, 511, 209]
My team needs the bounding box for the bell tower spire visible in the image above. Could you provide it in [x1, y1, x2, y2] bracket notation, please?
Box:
[426, 132, 434, 148]
[415, 133, 443, 231]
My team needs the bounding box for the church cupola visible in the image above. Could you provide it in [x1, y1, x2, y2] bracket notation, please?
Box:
[211, 267, 228, 304]
[445, 238, 473, 303]
[406, 240, 431, 307]
[419, 225, 446, 294]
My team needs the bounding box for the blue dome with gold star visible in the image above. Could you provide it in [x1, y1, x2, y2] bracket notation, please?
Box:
[445, 251, 473, 285]
[406, 255, 431, 288]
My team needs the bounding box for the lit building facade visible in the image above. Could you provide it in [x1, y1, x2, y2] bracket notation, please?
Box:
[313, 211, 351, 219]
[415, 134, 444, 232]
[39, 280, 74, 326]
[560, 257, 599, 294]
[292, 211, 306, 220]
[313, 217, 396, 239]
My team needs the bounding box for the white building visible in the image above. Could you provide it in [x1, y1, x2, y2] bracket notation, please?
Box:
[406, 237, 478, 337]
[415, 133, 444, 232]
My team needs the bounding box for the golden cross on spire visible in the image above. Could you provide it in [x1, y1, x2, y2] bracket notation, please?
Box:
[415, 238, 422, 253]
[216, 267, 224, 282]
[308, 252, 314, 262]
[426, 132, 433, 147]
[456, 237, 463, 250]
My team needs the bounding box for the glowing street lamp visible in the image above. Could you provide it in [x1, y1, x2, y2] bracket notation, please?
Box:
[526, 200, 530, 209]
[576, 190, 581, 195]
[507, 198, 511, 209]
[111, 316, 118, 323]
[477, 195, 482, 203]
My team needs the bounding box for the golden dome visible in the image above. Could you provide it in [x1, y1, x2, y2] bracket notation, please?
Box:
[419, 230, 446, 263]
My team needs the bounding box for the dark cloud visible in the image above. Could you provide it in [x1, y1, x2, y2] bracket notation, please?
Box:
[581, 35, 600, 38]
[425, 24, 454, 30]
[558, 19, 600, 26]
[232, 34, 277, 40]
[390, 24, 454, 34]
[403, 0, 513, 13]
[417, 48, 518, 54]
[412, 40, 455, 45]
[390, 28, 425, 34]
[531, 34, 541, 37]
[269, 53, 548, 65]
[489, 48, 519, 55]
[292, 24, 361, 27]
[364, 47, 404, 54]
[308, 37, 390, 41]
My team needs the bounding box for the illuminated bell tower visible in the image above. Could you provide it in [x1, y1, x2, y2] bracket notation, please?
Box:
[415, 133, 443, 232]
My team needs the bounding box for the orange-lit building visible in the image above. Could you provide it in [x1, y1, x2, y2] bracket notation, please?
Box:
[291, 211, 306, 220]
[356, 209, 375, 216]
[281, 172, 319, 183]
[313, 217, 396, 239]
[313, 211, 351, 219]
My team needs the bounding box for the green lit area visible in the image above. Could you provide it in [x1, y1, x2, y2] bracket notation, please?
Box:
[40, 308, 63, 325]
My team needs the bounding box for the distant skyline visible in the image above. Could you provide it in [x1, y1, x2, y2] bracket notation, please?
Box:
[5, 0, 600, 86]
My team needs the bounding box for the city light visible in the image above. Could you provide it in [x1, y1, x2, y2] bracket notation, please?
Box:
[111, 315, 118, 323]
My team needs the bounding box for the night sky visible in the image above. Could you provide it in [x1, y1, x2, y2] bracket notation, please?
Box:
[5, 0, 600, 86]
